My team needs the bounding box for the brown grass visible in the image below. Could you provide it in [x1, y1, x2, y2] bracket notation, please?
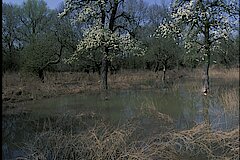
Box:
[2, 70, 160, 109]
[2, 72, 101, 107]
[2, 67, 239, 111]
[139, 97, 174, 125]
[210, 67, 239, 81]
[155, 123, 239, 160]
[3, 68, 239, 159]
[186, 67, 239, 82]
[219, 88, 239, 113]
[19, 113, 239, 160]
[108, 70, 158, 89]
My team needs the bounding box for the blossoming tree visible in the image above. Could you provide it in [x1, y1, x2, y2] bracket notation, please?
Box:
[155, 0, 239, 95]
[60, 0, 144, 90]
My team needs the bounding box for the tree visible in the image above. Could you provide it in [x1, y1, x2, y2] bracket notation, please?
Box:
[214, 36, 239, 68]
[2, 3, 21, 72]
[156, 0, 239, 95]
[17, 0, 51, 43]
[137, 1, 182, 82]
[60, 0, 144, 90]
[148, 36, 180, 84]
[21, 32, 63, 81]
[18, 0, 53, 80]
[19, 0, 77, 81]
[114, 0, 148, 70]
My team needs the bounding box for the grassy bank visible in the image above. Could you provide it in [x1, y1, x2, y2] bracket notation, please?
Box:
[2, 67, 239, 112]
[1, 69, 180, 110]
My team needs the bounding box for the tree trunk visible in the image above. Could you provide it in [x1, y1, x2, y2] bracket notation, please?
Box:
[95, 62, 101, 75]
[202, 53, 210, 95]
[98, 66, 101, 75]
[162, 65, 166, 84]
[203, 96, 210, 126]
[38, 69, 44, 83]
[202, 18, 211, 95]
[101, 55, 108, 90]
[202, 64, 209, 94]
[154, 61, 159, 72]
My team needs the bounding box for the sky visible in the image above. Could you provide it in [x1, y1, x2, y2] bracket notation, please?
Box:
[2, 0, 165, 9]
[3, 0, 63, 9]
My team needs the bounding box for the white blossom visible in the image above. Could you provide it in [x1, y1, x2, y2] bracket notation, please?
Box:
[60, 0, 145, 64]
[154, 0, 238, 57]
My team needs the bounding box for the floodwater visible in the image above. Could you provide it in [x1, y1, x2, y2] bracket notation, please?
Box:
[2, 78, 239, 159]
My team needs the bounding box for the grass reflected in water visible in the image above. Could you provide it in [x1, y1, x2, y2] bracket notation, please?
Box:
[2, 75, 239, 160]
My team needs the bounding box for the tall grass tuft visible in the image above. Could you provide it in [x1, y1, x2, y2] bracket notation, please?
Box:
[19, 113, 239, 160]
[219, 88, 239, 113]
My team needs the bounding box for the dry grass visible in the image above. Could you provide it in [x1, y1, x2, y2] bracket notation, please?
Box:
[219, 88, 239, 113]
[210, 67, 239, 81]
[186, 67, 239, 82]
[22, 124, 145, 160]
[18, 113, 239, 160]
[108, 70, 158, 89]
[2, 67, 239, 111]
[2, 70, 159, 109]
[154, 123, 239, 160]
[3, 68, 239, 159]
[2, 72, 101, 107]
[139, 98, 174, 125]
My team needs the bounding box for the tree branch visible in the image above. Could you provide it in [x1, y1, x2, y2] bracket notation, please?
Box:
[41, 45, 64, 70]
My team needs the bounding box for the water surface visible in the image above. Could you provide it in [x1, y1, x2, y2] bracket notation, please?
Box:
[2, 78, 239, 159]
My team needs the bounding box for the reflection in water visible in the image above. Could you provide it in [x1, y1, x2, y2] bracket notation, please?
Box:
[2, 113, 31, 159]
[203, 96, 210, 126]
[2, 79, 239, 159]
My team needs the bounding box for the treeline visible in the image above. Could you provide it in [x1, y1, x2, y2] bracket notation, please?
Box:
[2, 0, 239, 79]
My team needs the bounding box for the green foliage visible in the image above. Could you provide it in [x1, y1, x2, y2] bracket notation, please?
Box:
[2, 0, 239, 75]
[21, 33, 60, 74]
[18, 0, 50, 42]
[213, 37, 240, 68]
[147, 35, 181, 71]
[17, 0, 77, 78]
